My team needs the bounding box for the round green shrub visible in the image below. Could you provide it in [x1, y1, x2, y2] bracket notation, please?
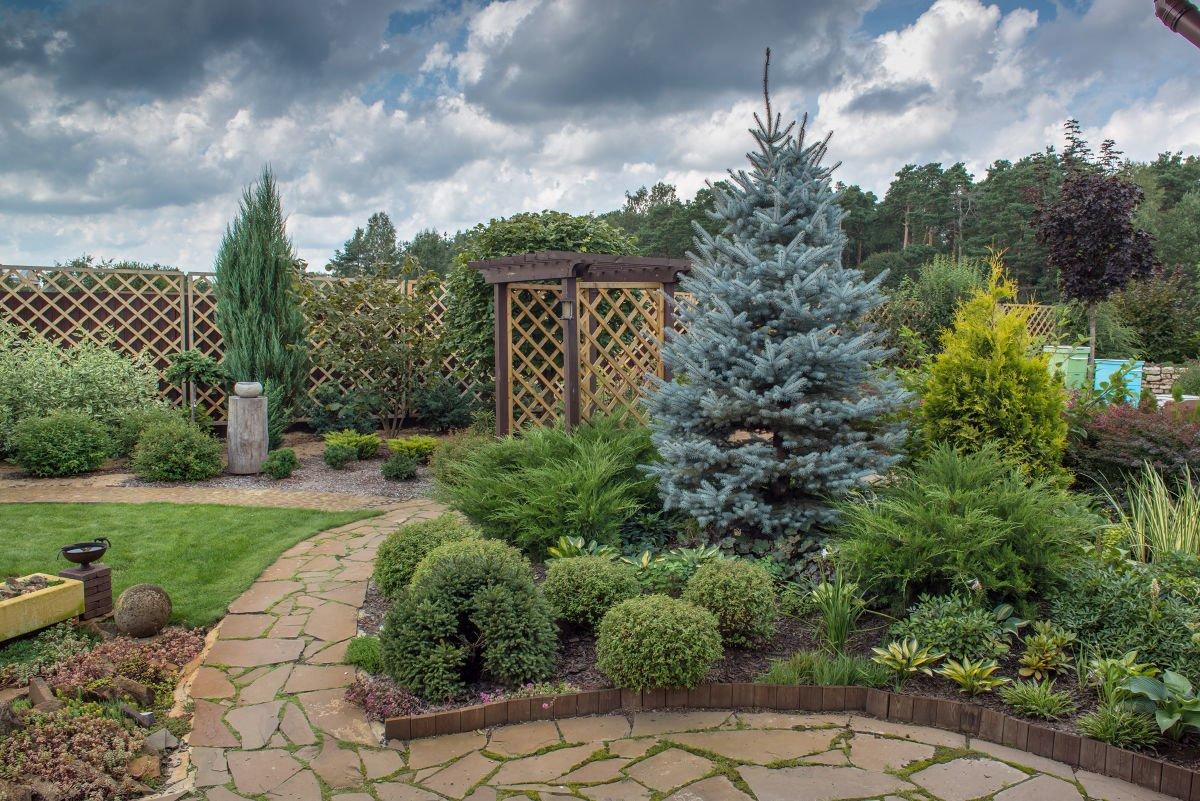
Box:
[380, 538, 556, 701]
[345, 635, 383, 674]
[682, 560, 777, 647]
[112, 406, 183, 457]
[542, 556, 641, 630]
[323, 442, 356, 469]
[382, 452, 419, 481]
[130, 420, 222, 482]
[373, 514, 479, 599]
[387, 435, 439, 463]
[11, 411, 110, 477]
[262, 448, 300, 479]
[595, 595, 722, 690]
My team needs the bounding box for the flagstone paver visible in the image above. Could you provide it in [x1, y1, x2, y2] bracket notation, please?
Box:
[186, 496, 1171, 801]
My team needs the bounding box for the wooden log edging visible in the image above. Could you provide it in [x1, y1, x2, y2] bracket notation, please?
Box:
[383, 683, 1199, 800]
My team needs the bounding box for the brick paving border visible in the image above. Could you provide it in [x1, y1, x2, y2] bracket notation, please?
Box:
[0, 482, 400, 511]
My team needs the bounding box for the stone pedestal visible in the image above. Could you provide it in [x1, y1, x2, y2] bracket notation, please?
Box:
[59, 564, 112, 620]
[227, 395, 268, 474]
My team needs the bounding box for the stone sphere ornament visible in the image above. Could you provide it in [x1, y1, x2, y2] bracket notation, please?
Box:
[114, 584, 173, 637]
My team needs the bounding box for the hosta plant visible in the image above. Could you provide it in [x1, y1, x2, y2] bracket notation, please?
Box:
[1087, 651, 1158, 704]
[1125, 670, 1200, 740]
[1018, 623, 1077, 682]
[547, 536, 620, 561]
[870, 638, 944, 689]
[937, 657, 1010, 696]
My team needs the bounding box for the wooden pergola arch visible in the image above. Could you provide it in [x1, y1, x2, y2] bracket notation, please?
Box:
[471, 251, 691, 435]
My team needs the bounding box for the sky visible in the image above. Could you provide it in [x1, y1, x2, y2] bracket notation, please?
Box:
[1, 0, 1198, 271]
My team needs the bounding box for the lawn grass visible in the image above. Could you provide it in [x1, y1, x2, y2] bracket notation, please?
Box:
[0, 502, 377, 627]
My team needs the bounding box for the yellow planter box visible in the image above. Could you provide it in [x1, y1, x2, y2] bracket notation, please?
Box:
[0, 573, 85, 643]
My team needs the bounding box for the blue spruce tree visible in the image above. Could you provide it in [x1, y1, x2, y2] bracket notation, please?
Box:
[646, 55, 905, 561]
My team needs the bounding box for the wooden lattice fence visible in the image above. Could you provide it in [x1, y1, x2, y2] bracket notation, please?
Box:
[0, 265, 450, 421]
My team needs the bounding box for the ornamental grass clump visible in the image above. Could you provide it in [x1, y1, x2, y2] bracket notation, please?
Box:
[542, 556, 641, 630]
[595, 595, 722, 690]
[380, 538, 556, 702]
[682, 559, 777, 647]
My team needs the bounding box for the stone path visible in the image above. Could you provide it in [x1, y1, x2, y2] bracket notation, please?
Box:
[0, 475, 398, 510]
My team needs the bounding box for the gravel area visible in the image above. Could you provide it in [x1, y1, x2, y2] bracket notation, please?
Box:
[121, 431, 438, 500]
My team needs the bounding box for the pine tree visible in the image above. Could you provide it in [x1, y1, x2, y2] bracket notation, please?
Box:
[329, 212, 403, 277]
[646, 54, 905, 561]
[214, 167, 309, 408]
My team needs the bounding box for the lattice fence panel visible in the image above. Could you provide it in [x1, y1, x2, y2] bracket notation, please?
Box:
[578, 283, 664, 423]
[1, 266, 187, 405]
[508, 283, 564, 431]
[1004, 303, 1058, 340]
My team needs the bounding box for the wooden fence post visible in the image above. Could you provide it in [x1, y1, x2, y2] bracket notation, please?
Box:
[661, 281, 675, 381]
[562, 276, 580, 431]
[494, 282, 511, 437]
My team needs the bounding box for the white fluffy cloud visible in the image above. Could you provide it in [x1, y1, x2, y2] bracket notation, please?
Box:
[0, 0, 1195, 270]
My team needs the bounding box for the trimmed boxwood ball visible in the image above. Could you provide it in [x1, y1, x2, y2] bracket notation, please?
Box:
[379, 538, 556, 702]
[130, 420, 222, 481]
[682, 559, 778, 647]
[542, 556, 642, 630]
[11, 411, 111, 477]
[381, 451, 419, 481]
[373, 514, 479, 599]
[262, 448, 300, 479]
[596, 594, 722, 690]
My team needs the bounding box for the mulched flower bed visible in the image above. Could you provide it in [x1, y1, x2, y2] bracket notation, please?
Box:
[355, 582, 1200, 769]
[122, 431, 436, 500]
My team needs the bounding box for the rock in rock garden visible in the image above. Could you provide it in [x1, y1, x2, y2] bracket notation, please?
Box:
[114, 584, 172, 637]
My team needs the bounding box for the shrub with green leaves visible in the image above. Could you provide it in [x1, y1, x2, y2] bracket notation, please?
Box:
[434, 415, 661, 558]
[999, 680, 1076, 720]
[379, 538, 556, 702]
[1048, 558, 1200, 678]
[388, 434, 439, 462]
[113, 406, 184, 457]
[1175, 362, 1200, 397]
[373, 514, 479, 600]
[413, 379, 477, 432]
[130, 419, 223, 481]
[262, 448, 299, 479]
[595, 595, 722, 690]
[835, 444, 1099, 611]
[682, 560, 777, 647]
[324, 429, 381, 459]
[306, 383, 380, 434]
[382, 451, 419, 481]
[759, 650, 891, 688]
[11, 411, 111, 477]
[0, 325, 158, 454]
[345, 636, 383, 674]
[890, 594, 1019, 661]
[429, 431, 491, 486]
[542, 556, 641, 630]
[323, 442, 356, 469]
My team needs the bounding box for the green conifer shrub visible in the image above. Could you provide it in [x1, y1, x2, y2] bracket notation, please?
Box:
[262, 448, 299, 479]
[542, 556, 641, 630]
[682, 560, 777, 647]
[11, 412, 111, 477]
[920, 258, 1067, 476]
[379, 538, 556, 701]
[322, 443, 356, 469]
[381, 452, 418, 481]
[646, 65, 904, 560]
[834, 444, 1098, 610]
[213, 168, 308, 410]
[595, 595, 722, 690]
[373, 514, 480, 600]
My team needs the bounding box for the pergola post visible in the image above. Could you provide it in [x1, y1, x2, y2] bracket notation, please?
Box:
[661, 280, 676, 382]
[561, 275, 581, 431]
[493, 282, 510, 436]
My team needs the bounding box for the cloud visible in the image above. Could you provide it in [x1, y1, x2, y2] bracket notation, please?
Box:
[0, 0, 1194, 270]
